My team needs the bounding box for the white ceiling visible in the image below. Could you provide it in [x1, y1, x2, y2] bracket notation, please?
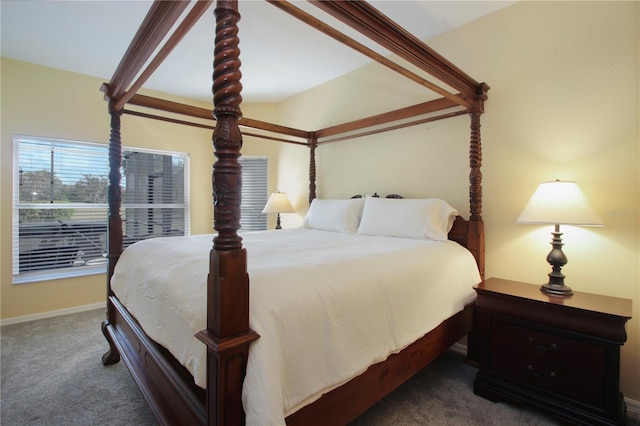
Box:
[1, 1, 514, 103]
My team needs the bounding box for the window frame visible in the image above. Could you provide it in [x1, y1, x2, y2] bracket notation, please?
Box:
[12, 135, 190, 284]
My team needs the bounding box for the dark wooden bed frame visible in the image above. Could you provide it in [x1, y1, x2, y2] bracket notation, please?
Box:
[100, 1, 489, 425]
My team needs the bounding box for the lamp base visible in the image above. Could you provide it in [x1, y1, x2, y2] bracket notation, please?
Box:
[540, 224, 573, 297]
[540, 282, 573, 297]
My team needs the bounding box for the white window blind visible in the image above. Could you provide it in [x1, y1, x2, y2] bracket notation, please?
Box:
[239, 156, 268, 232]
[13, 136, 189, 283]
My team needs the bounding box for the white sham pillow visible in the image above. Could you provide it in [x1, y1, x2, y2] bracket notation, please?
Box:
[303, 198, 365, 233]
[357, 197, 458, 240]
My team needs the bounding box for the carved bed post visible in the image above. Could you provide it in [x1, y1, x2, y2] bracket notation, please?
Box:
[468, 109, 485, 278]
[469, 110, 482, 222]
[309, 134, 317, 204]
[106, 103, 124, 284]
[195, 1, 259, 425]
[102, 101, 124, 366]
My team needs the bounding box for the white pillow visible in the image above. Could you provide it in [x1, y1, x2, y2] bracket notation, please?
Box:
[357, 197, 458, 240]
[303, 198, 365, 233]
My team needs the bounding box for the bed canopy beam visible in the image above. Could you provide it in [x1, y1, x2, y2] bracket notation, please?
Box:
[102, 1, 190, 106]
[316, 96, 460, 140]
[266, 0, 472, 109]
[112, 90, 466, 147]
[318, 110, 468, 145]
[114, 1, 214, 111]
[310, 0, 486, 110]
[122, 109, 309, 146]
[126, 93, 311, 139]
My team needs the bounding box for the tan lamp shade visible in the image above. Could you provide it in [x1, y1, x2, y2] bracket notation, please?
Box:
[262, 192, 295, 214]
[263, 192, 294, 230]
[517, 180, 603, 226]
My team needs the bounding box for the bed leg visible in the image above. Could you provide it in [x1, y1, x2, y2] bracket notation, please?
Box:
[101, 320, 120, 365]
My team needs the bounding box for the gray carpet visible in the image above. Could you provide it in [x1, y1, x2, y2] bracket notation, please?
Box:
[1, 309, 637, 425]
[1, 309, 155, 426]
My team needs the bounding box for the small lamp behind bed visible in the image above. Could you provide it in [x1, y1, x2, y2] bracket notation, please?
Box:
[263, 192, 295, 230]
[517, 180, 603, 297]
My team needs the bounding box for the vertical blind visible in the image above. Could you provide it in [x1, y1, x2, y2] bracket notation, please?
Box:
[239, 156, 268, 232]
[13, 136, 189, 283]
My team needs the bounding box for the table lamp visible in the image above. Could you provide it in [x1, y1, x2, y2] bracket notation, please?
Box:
[517, 180, 603, 296]
[262, 192, 294, 229]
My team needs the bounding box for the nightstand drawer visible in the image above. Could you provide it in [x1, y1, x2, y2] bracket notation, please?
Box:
[490, 347, 604, 408]
[491, 320, 605, 375]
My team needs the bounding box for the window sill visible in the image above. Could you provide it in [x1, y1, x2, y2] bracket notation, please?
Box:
[13, 264, 106, 284]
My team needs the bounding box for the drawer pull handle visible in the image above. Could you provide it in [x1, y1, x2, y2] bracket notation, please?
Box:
[526, 364, 556, 380]
[528, 337, 557, 351]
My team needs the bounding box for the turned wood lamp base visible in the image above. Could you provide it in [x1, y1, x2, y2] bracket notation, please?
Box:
[540, 224, 573, 297]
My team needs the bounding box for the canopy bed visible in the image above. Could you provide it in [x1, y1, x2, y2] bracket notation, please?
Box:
[100, 1, 489, 425]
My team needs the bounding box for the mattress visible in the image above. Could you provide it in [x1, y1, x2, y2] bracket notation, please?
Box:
[111, 228, 480, 425]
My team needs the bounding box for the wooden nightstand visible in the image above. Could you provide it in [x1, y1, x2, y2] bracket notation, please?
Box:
[472, 277, 632, 425]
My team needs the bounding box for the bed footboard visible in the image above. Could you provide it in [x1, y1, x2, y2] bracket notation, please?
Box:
[102, 296, 206, 426]
[102, 296, 474, 426]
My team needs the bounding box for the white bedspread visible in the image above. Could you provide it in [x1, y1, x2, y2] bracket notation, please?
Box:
[111, 228, 479, 425]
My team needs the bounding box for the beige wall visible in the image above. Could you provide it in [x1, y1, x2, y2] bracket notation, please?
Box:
[0, 58, 281, 319]
[275, 1, 640, 401]
[1, 0, 638, 401]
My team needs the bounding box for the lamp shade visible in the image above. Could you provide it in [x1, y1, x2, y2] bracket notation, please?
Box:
[262, 192, 295, 214]
[517, 180, 603, 226]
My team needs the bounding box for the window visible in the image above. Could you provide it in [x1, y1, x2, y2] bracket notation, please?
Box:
[13, 136, 189, 283]
[238, 156, 268, 232]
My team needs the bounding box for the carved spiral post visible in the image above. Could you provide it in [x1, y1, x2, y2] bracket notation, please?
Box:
[309, 135, 317, 204]
[197, 2, 259, 425]
[469, 110, 482, 221]
[102, 102, 123, 366]
[107, 104, 124, 284]
[468, 110, 485, 278]
[212, 0, 243, 251]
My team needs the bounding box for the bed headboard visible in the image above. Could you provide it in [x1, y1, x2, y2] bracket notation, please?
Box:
[450, 216, 484, 278]
[449, 216, 469, 247]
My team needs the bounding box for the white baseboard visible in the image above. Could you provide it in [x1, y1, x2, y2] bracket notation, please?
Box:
[451, 342, 468, 355]
[626, 397, 640, 418]
[0, 302, 105, 327]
